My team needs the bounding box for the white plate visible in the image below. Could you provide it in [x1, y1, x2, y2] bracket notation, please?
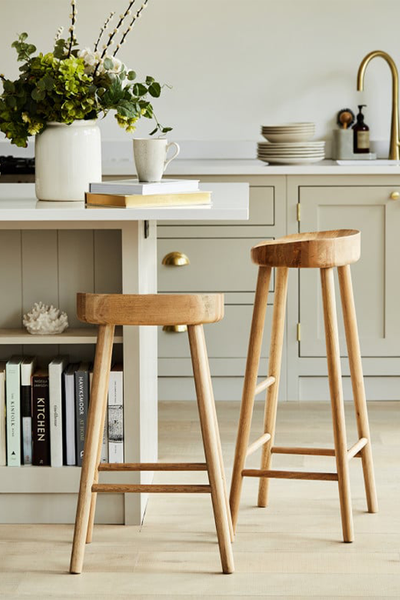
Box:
[261, 122, 315, 128]
[258, 143, 325, 149]
[257, 153, 325, 159]
[262, 133, 315, 142]
[258, 140, 324, 146]
[261, 156, 325, 164]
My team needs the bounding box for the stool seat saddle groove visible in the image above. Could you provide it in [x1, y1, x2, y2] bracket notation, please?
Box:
[70, 293, 234, 575]
[229, 229, 378, 543]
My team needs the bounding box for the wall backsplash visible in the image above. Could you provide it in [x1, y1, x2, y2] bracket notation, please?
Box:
[0, 0, 398, 157]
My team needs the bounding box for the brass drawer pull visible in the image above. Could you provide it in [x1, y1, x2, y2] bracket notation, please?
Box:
[390, 191, 400, 200]
[162, 325, 188, 333]
[162, 252, 190, 266]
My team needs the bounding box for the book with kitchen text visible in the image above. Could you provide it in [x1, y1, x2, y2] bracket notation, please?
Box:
[85, 190, 211, 209]
[63, 363, 79, 466]
[21, 356, 36, 465]
[75, 362, 90, 467]
[89, 178, 199, 196]
[108, 363, 124, 464]
[32, 368, 50, 466]
[6, 356, 24, 467]
[0, 362, 6, 466]
[49, 356, 68, 467]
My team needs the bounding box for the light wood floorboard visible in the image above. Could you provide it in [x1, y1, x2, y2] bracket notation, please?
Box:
[0, 401, 399, 598]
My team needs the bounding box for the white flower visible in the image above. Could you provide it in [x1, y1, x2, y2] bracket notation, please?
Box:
[78, 47, 102, 73]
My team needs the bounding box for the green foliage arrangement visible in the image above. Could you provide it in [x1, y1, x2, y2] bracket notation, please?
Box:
[0, 0, 171, 147]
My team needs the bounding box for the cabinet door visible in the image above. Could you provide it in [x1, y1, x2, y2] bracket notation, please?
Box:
[299, 185, 400, 357]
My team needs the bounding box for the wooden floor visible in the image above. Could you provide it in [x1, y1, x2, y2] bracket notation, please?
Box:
[0, 401, 399, 599]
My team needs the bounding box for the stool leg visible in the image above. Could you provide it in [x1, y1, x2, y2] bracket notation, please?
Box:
[85, 377, 109, 544]
[70, 324, 115, 574]
[188, 324, 234, 574]
[258, 267, 289, 507]
[320, 268, 354, 543]
[338, 265, 378, 513]
[230, 267, 272, 531]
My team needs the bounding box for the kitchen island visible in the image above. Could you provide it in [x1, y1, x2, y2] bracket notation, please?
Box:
[0, 182, 249, 526]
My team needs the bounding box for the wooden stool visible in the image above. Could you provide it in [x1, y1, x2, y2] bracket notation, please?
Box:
[70, 293, 234, 574]
[229, 230, 378, 542]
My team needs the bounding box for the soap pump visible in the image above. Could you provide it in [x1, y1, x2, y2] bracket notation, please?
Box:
[352, 104, 370, 153]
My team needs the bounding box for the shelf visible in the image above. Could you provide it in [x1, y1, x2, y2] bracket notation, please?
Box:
[0, 327, 123, 344]
[0, 466, 136, 493]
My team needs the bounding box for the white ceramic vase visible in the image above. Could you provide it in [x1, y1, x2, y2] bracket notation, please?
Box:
[35, 120, 102, 202]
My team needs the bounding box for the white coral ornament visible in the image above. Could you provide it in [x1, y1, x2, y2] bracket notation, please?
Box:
[23, 302, 69, 335]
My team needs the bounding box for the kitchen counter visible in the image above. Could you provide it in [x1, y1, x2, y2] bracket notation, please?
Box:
[103, 158, 400, 177]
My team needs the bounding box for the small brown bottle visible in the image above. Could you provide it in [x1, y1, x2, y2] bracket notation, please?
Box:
[353, 104, 370, 153]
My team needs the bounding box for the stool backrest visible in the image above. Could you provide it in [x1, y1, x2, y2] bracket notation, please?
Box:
[251, 229, 360, 268]
[77, 293, 224, 326]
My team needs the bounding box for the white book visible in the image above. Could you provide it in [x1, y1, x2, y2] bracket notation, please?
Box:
[89, 370, 108, 463]
[0, 362, 6, 466]
[6, 356, 24, 467]
[20, 356, 36, 466]
[49, 356, 68, 467]
[63, 363, 79, 466]
[108, 364, 123, 464]
[89, 178, 199, 196]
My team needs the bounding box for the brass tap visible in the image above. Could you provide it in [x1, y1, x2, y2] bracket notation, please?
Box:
[357, 50, 400, 160]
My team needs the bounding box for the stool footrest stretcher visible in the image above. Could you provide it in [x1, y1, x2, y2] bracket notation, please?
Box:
[92, 483, 212, 494]
[98, 462, 208, 472]
[254, 376, 275, 397]
[241, 468, 339, 481]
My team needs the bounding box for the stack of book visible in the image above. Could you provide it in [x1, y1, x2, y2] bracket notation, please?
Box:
[0, 357, 124, 467]
[85, 178, 212, 208]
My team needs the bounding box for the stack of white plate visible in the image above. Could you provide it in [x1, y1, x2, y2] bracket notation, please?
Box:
[258, 123, 325, 164]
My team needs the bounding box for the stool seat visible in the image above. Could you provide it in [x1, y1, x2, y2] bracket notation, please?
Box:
[251, 229, 360, 268]
[77, 293, 224, 326]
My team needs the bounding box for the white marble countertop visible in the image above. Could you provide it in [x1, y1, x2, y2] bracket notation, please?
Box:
[0, 182, 249, 222]
[103, 158, 400, 177]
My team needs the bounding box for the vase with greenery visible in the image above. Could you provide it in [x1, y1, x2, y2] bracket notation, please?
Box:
[0, 0, 171, 200]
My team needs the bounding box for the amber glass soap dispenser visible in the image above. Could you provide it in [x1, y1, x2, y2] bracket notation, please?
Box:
[353, 104, 370, 153]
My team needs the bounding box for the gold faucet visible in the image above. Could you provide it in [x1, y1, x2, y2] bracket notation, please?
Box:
[357, 50, 400, 160]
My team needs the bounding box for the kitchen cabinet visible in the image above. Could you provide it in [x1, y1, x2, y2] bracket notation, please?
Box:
[155, 169, 400, 402]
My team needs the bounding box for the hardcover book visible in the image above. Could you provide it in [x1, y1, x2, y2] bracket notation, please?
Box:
[63, 363, 79, 466]
[108, 363, 124, 464]
[91, 369, 108, 463]
[89, 178, 199, 196]
[85, 190, 211, 209]
[6, 356, 24, 467]
[0, 362, 6, 467]
[49, 356, 68, 467]
[75, 362, 90, 467]
[32, 368, 50, 466]
[20, 356, 36, 465]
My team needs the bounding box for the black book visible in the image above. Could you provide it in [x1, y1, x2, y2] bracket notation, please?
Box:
[32, 368, 50, 466]
[75, 362, 90, 467]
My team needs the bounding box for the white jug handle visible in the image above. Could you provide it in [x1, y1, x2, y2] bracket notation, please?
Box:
[164, 142, 180, 171]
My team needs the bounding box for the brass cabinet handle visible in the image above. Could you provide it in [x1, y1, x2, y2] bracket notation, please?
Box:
[390, 191, 400, 200]
[162, 325, 188, 333]
[162, 251, 190, 266]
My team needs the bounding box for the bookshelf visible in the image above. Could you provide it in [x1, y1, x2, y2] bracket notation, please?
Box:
[0, 182, 248, 525]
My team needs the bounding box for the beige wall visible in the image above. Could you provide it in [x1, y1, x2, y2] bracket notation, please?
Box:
[0, 0, 398, 146]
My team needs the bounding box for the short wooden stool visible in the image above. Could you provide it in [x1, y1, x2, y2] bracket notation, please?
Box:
[70, 293, 234, 574]
[229, 230, 378, 542]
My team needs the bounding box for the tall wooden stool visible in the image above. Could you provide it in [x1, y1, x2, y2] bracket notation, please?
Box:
[70, 293, 234, 574]
[229, 230, 378, 542]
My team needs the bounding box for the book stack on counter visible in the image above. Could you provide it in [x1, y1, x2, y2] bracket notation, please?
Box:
[0, 357, 124, 467]
[85, 178, 212, 208]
